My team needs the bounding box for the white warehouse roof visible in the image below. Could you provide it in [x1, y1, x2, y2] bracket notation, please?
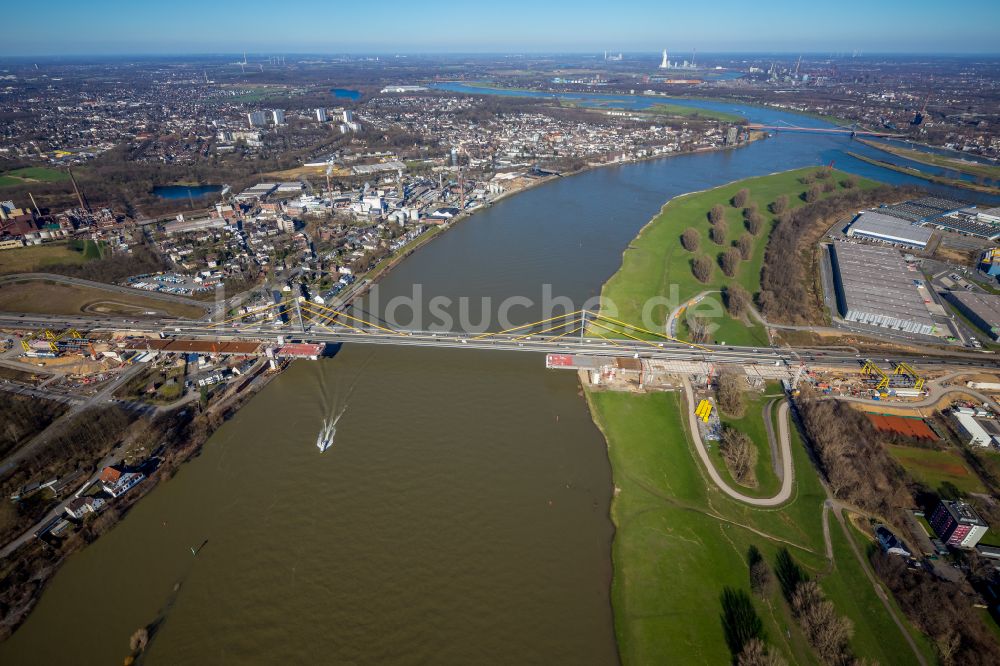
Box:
[847, 211, 933, 248]
[831, 243, 936, 335]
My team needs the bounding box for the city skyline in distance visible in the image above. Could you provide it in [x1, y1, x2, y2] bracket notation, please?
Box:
[4, 0, 1000, 56]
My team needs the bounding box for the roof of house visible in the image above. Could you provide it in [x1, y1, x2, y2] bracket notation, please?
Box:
[99, 467, 122, 484]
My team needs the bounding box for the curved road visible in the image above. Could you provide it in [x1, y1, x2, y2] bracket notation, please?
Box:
[682, 377, 794, 506]
[830, 370, 1000, 411]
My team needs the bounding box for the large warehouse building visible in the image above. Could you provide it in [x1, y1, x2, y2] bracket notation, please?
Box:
[846, 211, 934, 248]
[942, 290, 1000, 340]
[830, 243, 936, 335]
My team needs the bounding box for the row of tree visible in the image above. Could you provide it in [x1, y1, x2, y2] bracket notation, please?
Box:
[0, 405, 132, 544]
[775, 548, 857, 665]
[758, 183, 921, 324]
[872, 551, 1000, 665]
[798, 399, 912, 527]
[0, 393, 66, 459]
[45, 240, 166, 284]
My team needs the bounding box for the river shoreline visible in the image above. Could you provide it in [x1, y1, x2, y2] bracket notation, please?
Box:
[343, 135, 766, 308]
[9, 84, 981, 659]
[847, 150, 1000, 195]
[0, 359, 286, 642]
[0, 109, 765, 646]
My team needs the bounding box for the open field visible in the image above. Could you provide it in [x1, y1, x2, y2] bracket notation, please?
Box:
[644, 103, 745, 123]
[0, 167, 70, 188]
[0, 365, 43, 383]
[598, 167, 878, 346]
[586, 389, 927, 664]
[860, 139, 1000, 182]
[888, 444, 986, 495]
[0, 241, 99, 274]
[0, 280, 205, 319]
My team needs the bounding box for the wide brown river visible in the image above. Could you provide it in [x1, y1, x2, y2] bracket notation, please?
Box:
[5, 92, 995, 665]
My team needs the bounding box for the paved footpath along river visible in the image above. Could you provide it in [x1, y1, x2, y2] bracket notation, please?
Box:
[2, 90, 996, 665]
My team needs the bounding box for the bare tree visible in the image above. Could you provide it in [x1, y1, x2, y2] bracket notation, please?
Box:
[804, 184, 822, 203]
[726, 283, 752, 319]
[709, 203, 727, 225]
[732, 188, 750, 208]
[688, 315, 712, 343]
[720, 248, 742, 277]
[840, 177, 857, 189]
[738, 638, 788, 666]
[681, 227, 700, 252]
[769, 195, 788, 215]
[711, 220, 728, 245]
[790, 581, 854, 665]
[746, 211, 764, 236]
[722, 427, 757, 485]
[748, 546, 773, 599]
[872, 550, 1000, 665]
[717, 371, 746, 417]
[692, 254, 714, 283]
[737, 233, 753, 260]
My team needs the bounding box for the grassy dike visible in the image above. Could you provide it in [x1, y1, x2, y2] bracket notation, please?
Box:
[597, 166, 878, 347]
[586, 389, 933, 665]
[586, 168, 933, 664]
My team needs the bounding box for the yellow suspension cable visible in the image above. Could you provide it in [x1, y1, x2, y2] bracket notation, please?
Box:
[589, 311, 711, 351]
[471, 310, 584, 340]
[512, 316, 581, 341]
[302, 308, 370, 337]
[587, 319, 663, 347]
[304, 300, 408, 336]
[300, 302, 371, 335]
[544, 325, 583, 342]
[591, 329, 625, 348]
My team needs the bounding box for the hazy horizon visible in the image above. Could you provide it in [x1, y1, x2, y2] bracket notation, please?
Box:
[4, 0, 999, 57]
[2, 51, 998, 61]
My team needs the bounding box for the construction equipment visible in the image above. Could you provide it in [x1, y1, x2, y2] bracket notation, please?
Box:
[695, 399, 713, 422]
[861, 359, 891, 391]
[893, 362, 925, 391]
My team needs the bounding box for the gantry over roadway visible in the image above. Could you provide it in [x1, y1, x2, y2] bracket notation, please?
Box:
[2, 297, 999, 372]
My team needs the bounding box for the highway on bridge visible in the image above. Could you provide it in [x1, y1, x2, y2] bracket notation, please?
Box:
[2, 310, 1000, 372]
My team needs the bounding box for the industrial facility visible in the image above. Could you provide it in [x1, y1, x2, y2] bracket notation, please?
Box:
[846, 211, 934, 248]
[942, 290, 1000, 340]
[878, 196, 970, 223]
[830, 243, 936, 335]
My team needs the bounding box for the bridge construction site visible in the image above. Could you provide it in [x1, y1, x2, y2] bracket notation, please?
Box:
[1, 294, 998, 412]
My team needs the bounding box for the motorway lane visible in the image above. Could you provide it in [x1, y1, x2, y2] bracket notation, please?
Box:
[2, 311, 1000, 370]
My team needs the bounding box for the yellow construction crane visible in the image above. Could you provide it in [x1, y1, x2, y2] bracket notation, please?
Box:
[19, 330, 41, 353]
[893, 362, 925, 390]
[44, 328, 83, 353]
[861, 359, 890, 391]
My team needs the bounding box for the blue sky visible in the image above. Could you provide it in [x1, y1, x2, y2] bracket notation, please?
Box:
[3, 0, 998, 56]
